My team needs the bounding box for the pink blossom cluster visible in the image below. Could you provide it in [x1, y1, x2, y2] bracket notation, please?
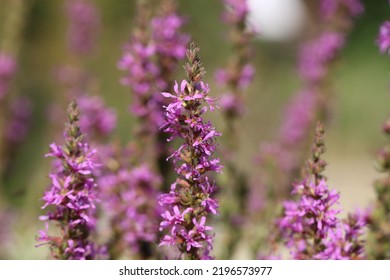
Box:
[38, 101, 102, 260]
[158, 44, 221, 259]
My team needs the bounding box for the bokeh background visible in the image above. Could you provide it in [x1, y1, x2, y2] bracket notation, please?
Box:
[0, 0, 389, 259]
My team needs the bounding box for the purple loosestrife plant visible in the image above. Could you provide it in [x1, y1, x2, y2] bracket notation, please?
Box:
[98, 144, 161, 259]
[298, 32, 345, 86]
[278, 123, 366, 259]
[116, 1, 190, 221]
[251, 3, 364, 256]
[378, 21, 390, 55]
[66, 0, 100, 55]
[215, 0, 254, 259]
[158, 43, 222, 259]
[216, 0, 254, 124]
[151, 0, 190, 190]
[37, 100, 102, 260]
[118, 0, 165, 139]
[151, 0, 189, 70]
[78, 95, 117, 141]
[118, 0, 189, 167]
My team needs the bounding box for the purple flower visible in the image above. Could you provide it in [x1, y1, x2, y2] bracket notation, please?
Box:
[5, 96, 32, 143]
[279, 89, 317, 146]
[78, 95, 117, 140]
[278, 123, 366, 259]
[315, 210, 368, 259]
[152, 13, 189, 61]
[222, 0, 249, 24]
[66, 0, 100, 55]
[378, 21, 390, 55]
[37, 100, 102, 260]
[118, 39, 164, 132]
[0, 53, 17, 101]
[158, 43, 222, 259]
[238, 64, 255, 88]
[299, 32, 345, 83]
[118, 1, 188, 136]
[98, 144, 161, 258]
[216, 0, 254, 122]
[320, 0, 364, 20]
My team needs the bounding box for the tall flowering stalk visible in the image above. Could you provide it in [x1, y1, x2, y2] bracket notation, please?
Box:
[97, 144, 161, 259]
[279, 0, 363, 182]
[215, 0, 254, 259]
[66, 0, 100, 55]
[158, 43, 222, 259]
[278, 123, 366, 259]
[250, 3, 364, 257]
[118, 0, 189, 172]
[103, 0, 188, 258]
[118, 0, 163, 139]
[367, 14, 390, 259]
[215, 0, 254, 122]
[152, 0, 190, 190]
[37, 100, 101, 260]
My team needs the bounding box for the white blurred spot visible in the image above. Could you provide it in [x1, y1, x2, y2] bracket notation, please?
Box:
[247, 0, 307, 42]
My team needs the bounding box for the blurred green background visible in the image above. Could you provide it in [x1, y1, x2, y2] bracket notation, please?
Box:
[0, 0, 389, 258]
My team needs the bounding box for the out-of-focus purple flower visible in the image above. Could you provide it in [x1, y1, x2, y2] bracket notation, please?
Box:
[215, 64, 254, 118]
[219, 93, 244, 118]
[97, 144, 161, 258]
[151, 13, 189, 62]
[118, 40, 165, 131]
[238, 64, 255, 88]
[159, 43, 222, 259]
[66, 0, 100, 55]
[37, 100, 102, 260]
[118, 0, 189, 136]
[320, 0, 364, 20]
[0, 53, 17, 101]
[78, 95, 117, 140]
[5, 96, 32, 143]
[378, 21, 390, 55]
[222, 0, 249, 24]
[279, 89, 317, 146]
[216, 64, 254, 90]
[299, 32, 345, 83]
[216, 0, 253, 123]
